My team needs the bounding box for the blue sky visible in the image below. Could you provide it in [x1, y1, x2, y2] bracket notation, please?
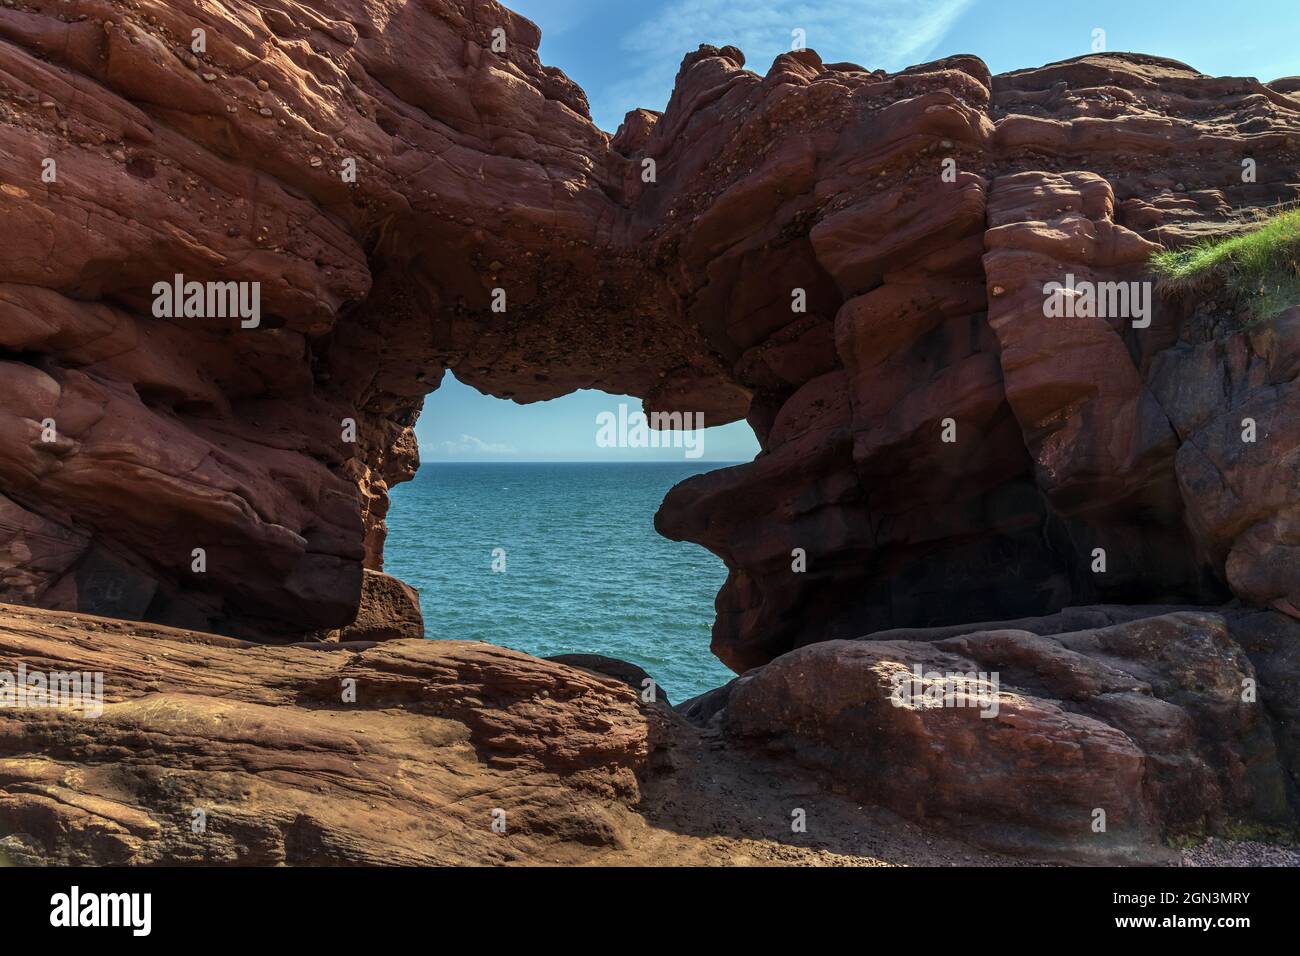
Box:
[510, 0, 1300, 132]
[417, 0, 1300, 463]
[419, 374, 761, 462]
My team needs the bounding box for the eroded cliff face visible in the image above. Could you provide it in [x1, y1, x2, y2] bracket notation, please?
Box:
[0, 0, 1298, 672]
[0, 0, 720, 639]
[649, 52, 1300, 670]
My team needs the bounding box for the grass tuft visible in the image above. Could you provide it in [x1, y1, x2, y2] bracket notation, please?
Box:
[1151, 208, 1300, 326]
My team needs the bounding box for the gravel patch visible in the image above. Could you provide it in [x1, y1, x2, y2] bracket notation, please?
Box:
[1179, 838, 1300, 867]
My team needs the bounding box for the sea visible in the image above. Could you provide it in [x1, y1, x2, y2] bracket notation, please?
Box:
[385, 462, 739, 701]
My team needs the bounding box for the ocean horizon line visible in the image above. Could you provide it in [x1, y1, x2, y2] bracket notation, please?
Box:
[415, 459, 750, 465]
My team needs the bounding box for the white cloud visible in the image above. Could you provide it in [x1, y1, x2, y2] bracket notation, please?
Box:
[440, 434, 517, 456]
[594, 0, 975, 130]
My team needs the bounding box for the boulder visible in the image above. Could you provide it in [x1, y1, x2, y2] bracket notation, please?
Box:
[326, 569, 425, 643]
[718, 609, 1298, 862]
[546, 654, 670, 707]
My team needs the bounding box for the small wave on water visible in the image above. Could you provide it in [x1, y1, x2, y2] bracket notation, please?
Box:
[385, 462, 739, 700]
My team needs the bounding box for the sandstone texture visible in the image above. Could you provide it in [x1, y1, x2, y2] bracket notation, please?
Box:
[652, 55, 1300, 671]
[0, 602, 663, 864]
[1, 1, 1299, 866]
[323, 568, 424, 642]
[0, 602, 1032, 866]
[703, 606, 1300, 861]
[4, 601, 1297, 864]
[0, 1, 1294, 658]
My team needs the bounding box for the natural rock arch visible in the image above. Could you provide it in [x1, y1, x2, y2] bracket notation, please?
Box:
[1, 0, 1297, 680]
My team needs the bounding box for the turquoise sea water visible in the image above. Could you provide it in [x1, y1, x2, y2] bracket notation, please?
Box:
[385, 463, 739, 700]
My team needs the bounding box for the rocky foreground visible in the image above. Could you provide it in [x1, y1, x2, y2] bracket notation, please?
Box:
[2, 601, 1297, 865]
[1, 0, 1299, 864]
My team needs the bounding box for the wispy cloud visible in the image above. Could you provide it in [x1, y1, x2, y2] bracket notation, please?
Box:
[595, 0, 974, 129]
[440, 434, 517, 456]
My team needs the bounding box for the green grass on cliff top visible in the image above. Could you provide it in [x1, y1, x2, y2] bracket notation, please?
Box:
[1151, 208, 1300, 325]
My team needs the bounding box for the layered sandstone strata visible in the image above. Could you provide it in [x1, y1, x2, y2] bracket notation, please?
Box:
[0, 602, 1037, 866]
[0, 0, 1299, 864]
[3, 601, 1297, 864]
[0, 1, 1296, 661]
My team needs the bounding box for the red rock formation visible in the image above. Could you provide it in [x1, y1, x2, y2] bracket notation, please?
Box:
[712, 607, 1300, 861]
[0, 2, 1297, 681]
[0, 603, 661, 864]
[324, 568, 424, 642]
[0, 0, 740, 641]
[1151, 308, 1300, 619]
[2, 3, 1299, 864]
[655, 52, 1300, 669]
[0, 602, 1037, 866]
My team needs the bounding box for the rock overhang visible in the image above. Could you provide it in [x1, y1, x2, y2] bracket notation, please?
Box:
[0, 2, 1295, 671]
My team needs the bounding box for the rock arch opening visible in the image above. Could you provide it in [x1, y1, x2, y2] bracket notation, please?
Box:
[379, 372, 752, 698]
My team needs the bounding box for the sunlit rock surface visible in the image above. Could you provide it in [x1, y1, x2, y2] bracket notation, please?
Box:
[1, 0, 1298, 866]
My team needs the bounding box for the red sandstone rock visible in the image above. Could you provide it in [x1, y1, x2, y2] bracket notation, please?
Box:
[0, 603, 1036, 866]
[1150, 309, 1300, 618]
[324, 569, 424, 642]
[0, 0, 742, 640]
[7, 600, 1291, 866]
[0, 3, 1296, 779]
[0, 603, 659, 864]
[1, 0, 1298, 874]
[656, 50, 1300, 664]
[716, 607, 1299, 861]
